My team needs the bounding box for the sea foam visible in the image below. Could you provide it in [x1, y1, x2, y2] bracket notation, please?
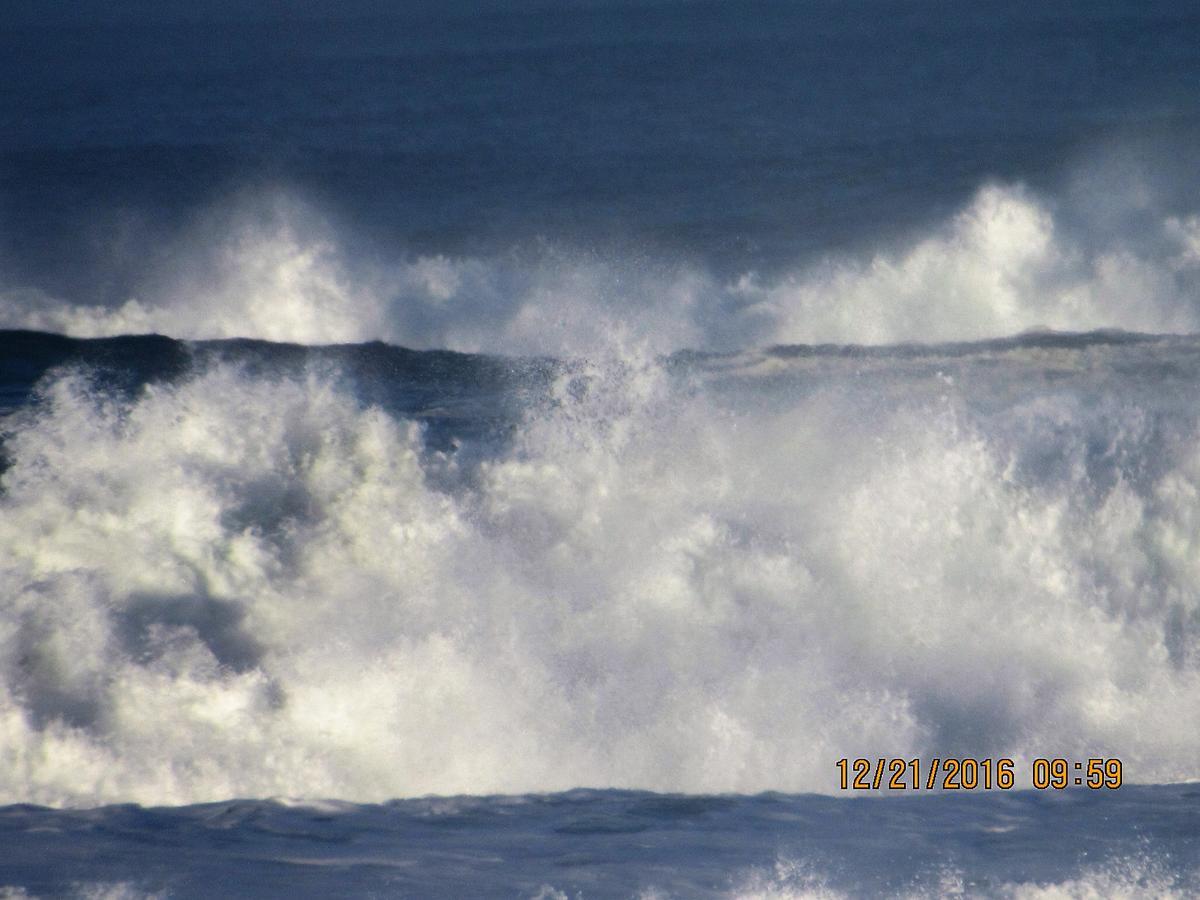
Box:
[2, 332, 1200, 805]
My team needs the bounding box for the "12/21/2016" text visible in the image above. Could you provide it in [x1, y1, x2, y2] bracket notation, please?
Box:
[835, 757, 1123, 791]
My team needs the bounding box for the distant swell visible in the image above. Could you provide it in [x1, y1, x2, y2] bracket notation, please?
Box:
[1, 330, 1200, 805]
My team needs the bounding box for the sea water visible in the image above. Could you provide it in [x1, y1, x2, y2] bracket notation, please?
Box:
[1, 2, 1199, 897]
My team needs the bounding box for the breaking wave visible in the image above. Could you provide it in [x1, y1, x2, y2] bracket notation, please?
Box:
[2, 329, 1200, 805]
[2, 183, 1200, 355]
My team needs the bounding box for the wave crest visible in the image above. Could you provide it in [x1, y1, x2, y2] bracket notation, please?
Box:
[2, 184, 1199, 354]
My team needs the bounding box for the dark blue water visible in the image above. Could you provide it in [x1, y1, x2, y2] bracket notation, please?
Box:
[3, 1, 1199, 301]
[3, 786, 1198, 898]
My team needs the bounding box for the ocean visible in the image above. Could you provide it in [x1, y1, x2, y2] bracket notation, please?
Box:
[1, 1, 1199, 896]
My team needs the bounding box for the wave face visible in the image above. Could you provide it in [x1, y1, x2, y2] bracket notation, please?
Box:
[2, 330, 1200, 805]
[2, 184, 1200, 355]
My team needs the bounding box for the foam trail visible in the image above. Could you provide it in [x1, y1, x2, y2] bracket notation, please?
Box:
[2, 184, 1199, 354]
[2, 333, 1200, 805]
[723, 854, 1194, 899]
[0, 885, 165, 900]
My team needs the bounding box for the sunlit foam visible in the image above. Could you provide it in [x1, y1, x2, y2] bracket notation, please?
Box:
[2, 182, 1199, 354]
[1, 339, 1199, 805]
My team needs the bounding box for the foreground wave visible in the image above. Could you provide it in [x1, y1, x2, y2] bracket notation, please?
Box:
[2, 329, 1200, 806]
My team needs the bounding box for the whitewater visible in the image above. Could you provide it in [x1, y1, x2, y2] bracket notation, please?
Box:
[0, 181, 1198, 805]
[4, 184, 1200, 354]
[2, 187, 1200, 895]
